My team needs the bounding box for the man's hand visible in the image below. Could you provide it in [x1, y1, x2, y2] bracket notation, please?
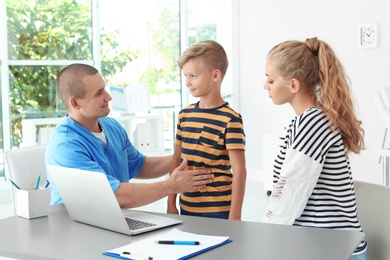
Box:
[168, 159, 214, 194]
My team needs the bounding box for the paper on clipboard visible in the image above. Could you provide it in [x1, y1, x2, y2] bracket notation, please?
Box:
[103, 228, 232, 260]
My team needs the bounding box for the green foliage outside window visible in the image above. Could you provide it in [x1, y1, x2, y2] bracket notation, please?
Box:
[4, 0, 217, 148]
[6, 0, 137, 147]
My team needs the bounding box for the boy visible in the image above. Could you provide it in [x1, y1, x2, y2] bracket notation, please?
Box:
[167, 40, 247, 220]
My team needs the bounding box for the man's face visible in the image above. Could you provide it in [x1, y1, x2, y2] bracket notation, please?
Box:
[75, 73, 112, 120]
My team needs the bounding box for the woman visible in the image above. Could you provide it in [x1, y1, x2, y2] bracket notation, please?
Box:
[263, 37, 367, 259]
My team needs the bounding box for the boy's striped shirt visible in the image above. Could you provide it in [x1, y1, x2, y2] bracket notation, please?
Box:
[175, 102, 245, 213]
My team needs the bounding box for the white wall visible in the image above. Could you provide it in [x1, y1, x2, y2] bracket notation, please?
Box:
[238, 0, 390, 185]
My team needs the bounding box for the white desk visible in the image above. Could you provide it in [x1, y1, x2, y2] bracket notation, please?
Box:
[0, 204, 364, 260]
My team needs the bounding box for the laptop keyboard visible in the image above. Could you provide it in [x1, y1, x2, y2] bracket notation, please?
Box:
[125, 217, 156, 231]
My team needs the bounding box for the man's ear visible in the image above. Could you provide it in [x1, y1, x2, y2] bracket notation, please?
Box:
[290, 78, 301, 93]
[69, 98, 80, 110]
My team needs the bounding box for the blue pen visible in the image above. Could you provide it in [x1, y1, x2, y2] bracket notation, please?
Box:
[35, 173, 41, 190]
[158, 240, 200, 245]
[103, 252, 133, 260]
[44, 180, 50, 189]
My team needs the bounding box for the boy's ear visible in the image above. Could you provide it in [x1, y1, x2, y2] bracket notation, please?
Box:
[290, 78, 300, 93]
[213, 69, 222, 81]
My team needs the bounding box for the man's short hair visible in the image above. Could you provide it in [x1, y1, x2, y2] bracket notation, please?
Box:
[56, 63, 98, 109]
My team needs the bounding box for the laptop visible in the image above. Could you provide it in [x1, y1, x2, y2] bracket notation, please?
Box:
[47, 165, 182, 235]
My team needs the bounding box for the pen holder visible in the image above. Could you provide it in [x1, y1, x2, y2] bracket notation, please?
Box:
[15, 187, 51, 219]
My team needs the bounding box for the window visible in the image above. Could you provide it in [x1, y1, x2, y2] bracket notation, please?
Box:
[0, 0, 237, 177]
[181, 0, 237, 108]
[4, 0, 96, 152]
[0, 60, 3, 178]
[99, 0, 180, 153]
[100, 0, 236, 153]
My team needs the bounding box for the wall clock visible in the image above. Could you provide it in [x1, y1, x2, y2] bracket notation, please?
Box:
[359, 23, 378, 48]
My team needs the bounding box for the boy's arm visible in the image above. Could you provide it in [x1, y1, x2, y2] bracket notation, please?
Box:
[228, 149, 247, 220]
[167, 144, 182, 214]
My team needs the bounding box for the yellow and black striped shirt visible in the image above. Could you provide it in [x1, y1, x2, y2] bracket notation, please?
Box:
[175, 102, 246, 213]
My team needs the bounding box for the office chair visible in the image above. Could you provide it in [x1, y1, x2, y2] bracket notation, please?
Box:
[5, 145, 48, 215]
[354, 180, 390, 260]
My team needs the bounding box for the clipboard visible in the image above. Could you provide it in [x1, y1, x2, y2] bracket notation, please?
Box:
[103, 228, 232, 260]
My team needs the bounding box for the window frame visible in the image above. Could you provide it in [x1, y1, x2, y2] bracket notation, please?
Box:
[0, 0, 238, 177]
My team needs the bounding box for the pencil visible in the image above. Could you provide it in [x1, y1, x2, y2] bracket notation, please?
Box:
[35, 173, 41, 190]
[7, 178, 21, 190]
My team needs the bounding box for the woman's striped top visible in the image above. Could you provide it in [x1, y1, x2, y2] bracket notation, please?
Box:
[175, 102, 246, 214]
[262, 107, 366, 254]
